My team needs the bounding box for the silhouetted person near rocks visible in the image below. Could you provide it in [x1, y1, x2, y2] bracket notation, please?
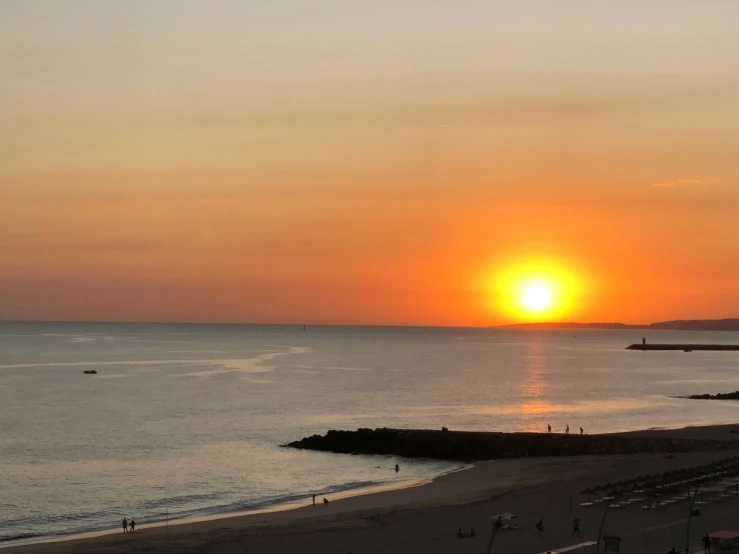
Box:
[323, 498, 329, 505]
[703, 533, 712, 553]
[536, 519, 544, 533]
[566, 425, 570, 435]
[572, 518, 580, 536]
[122, 518, 128, 533]
[580, 427, 584, 435]
[130, 519, 135, 533]
[547, 424, 551, 433]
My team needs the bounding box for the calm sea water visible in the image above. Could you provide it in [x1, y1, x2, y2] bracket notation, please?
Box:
[3, 322, 739, 544]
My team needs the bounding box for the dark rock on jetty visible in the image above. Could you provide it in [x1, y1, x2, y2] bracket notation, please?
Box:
[284, 428, 739, 462]
[684, 391, 739, 400]
[627, 343, 739, 351]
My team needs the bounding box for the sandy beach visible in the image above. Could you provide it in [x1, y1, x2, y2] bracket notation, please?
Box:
[6, 424, 739, 554]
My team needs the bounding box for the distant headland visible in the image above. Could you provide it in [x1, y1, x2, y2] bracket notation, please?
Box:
[501, 318, 739, 332]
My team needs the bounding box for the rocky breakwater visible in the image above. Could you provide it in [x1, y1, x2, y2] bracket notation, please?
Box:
[683, 391, 739, 400]
[285, 428, 739, 462]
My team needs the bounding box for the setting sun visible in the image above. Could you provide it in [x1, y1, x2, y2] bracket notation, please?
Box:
[513, 276, 561, 319]
[487, 258, 586, 322]
[521, 282, 554, 313]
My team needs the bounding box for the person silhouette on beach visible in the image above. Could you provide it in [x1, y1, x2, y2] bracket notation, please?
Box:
[457, 528, 463, 539]
[703, 533, 712, 553]
[470, 527, 475, 537]
[547, 424, 551, 433]
[130, 519, 135, 533]
[312, 494, 316, 506]
[323, 498, 329, 505]
[122, 518, 128, 533]
[572, 518, 580, 536]
[580, 427, 584, 435]
[566, 425, 570, 435]
[395, 464, 399, 472]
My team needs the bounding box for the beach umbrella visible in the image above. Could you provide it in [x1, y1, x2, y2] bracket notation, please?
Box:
[487, 513, 517, 554]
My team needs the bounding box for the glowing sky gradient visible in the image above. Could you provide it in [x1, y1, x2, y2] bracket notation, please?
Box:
[2, 1, 739, 325]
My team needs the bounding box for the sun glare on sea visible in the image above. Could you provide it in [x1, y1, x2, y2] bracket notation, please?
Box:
[486, 258, 583, 322]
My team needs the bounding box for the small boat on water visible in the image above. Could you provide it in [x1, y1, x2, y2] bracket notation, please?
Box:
[83, 370, 98, 375]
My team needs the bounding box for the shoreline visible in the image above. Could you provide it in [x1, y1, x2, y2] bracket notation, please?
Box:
[0, 464, 470, 550]
[3, 454, 607, 554]
[6, 423, 739, 554]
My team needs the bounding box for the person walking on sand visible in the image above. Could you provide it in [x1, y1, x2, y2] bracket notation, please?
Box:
[704, 533, 712, 553]
[580, 427, 584, 435]
[122, 517, 128, 533]
[312, 494, 316, 506]
[566, 425, 570, 435]
[130, 519, 135, 533]
[547, 424, 551, 433]
[395, 464, 399, 472]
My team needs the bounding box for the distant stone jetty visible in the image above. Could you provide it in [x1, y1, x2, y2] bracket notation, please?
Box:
[627, 344, 739, 351]
[284, 428, 739, 462]
[683, 391, 739, 401]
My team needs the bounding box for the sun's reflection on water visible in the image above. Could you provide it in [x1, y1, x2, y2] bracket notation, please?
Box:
[520, 342, 552, 431]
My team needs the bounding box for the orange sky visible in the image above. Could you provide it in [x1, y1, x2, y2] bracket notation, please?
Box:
[1, 2, 739, 326]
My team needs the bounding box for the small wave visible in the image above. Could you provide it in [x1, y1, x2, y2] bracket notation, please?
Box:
[140, 492, 223, 510]
[0, 510, 93, 528]
[321, 480, 382, 495]
[0, 532, 45, 543]
[140, 480, 386, 521]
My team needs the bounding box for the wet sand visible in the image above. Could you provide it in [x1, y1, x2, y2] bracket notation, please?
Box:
[6, 424, 739, 554]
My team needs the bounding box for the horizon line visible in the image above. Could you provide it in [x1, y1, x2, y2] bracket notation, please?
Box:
[1, 317, 737, 329]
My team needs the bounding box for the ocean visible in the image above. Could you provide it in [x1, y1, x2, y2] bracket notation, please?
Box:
[2, 321, 739, 544]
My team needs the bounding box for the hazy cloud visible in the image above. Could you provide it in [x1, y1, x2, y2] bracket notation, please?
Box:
[653, 178, 720, 188]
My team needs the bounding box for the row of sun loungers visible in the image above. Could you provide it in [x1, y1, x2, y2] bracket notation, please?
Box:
[579, 456, 739, 510]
